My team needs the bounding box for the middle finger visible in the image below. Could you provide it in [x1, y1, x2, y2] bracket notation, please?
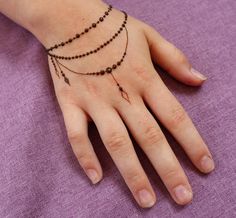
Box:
[114, 97, 193, 205]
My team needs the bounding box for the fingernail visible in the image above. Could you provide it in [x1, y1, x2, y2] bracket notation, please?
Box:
[86, 169, 100, 184]
[200, 155, 215, 172]
[138, 189, 155, 208]
[191, 68, 207, 80]
[173, 185, 193, 204]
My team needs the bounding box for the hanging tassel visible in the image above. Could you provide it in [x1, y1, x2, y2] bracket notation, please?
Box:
[117, 83, 130, 104]
[61, 71, 71, 86]
[64, 76, 70, 86]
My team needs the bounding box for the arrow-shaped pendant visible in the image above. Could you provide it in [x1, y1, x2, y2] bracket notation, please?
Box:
[64, 76, 70, 86]
[118, 86, 131, 104]
[61, 70, 71, 86]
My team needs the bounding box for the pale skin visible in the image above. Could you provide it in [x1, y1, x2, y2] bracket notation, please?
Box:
[0, 0, 215, 208]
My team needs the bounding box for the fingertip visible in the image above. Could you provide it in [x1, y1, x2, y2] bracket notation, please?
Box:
[86, 168, 103, 184]
[175, 67, 208, 87]
[136, 188, 157, 208]
[173, 185, 193, 205]
[199, 155, 215, 174]
[190, 68, 207, 81]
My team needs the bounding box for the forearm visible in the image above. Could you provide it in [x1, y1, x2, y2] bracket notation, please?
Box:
[0, 0, 107, 47]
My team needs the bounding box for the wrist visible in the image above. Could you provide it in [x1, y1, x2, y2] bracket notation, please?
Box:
[27, 0, 108, 48]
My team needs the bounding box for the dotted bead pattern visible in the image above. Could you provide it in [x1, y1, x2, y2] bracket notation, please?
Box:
[48, 12, 128, 60]
[46, 5, 112, 52]
[54, 26, 129, 77]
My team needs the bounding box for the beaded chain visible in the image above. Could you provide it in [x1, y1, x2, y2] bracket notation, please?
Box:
[47, 5, 131, 104]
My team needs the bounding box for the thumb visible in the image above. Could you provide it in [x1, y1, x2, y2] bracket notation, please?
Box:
[143, 24, 207, 86]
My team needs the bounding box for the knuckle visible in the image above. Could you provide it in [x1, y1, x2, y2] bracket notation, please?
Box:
[126, 171, 143, 187]
[105, 132, 129, 153]
[84, 80, 102, 98]
[56, 87, 78, 106]
[133, 65, 157, 85]
[57, 86, 73, 100]
[143, 125, 164, 146]
[67, 131, 86, 145]
[173, 46, 189, 65]
[74, 149, 92, 165]
[168, 104, 187, 129]
[163, 168, 180, 182]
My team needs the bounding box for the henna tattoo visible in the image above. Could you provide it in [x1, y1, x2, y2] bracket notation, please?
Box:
[47, 12, 128, 60]
[47, 5, 113, 52]
[46, 6, 131, 104]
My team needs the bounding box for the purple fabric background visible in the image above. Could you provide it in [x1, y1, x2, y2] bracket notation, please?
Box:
[0, 0, 235, 217]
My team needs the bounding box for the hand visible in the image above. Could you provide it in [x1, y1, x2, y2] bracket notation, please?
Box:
[10, 0, 214, 208]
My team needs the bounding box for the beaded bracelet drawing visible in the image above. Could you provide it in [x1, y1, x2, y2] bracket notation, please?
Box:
[47, 11, 128, 60]
[47, 7, 131, 104]
[47, 4, 113, 52]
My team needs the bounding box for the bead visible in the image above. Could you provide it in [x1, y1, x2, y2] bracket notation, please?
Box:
[119, 87, 123, 91]
[105, 12, 109, 15]
[76, 34, 80, 38]
[85, 28, 89, 33]
[100, 70, 105, 75]
[106, 67, 112, 73]
[61, 42, 65, 46]
[92, 23, 97, 28]
[68, 39, 72, 42]
[99, 17, 104, 22]
[112, 64, 117, 69]
[117, 61, 121, 66]
[96, 72, 100, 75]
